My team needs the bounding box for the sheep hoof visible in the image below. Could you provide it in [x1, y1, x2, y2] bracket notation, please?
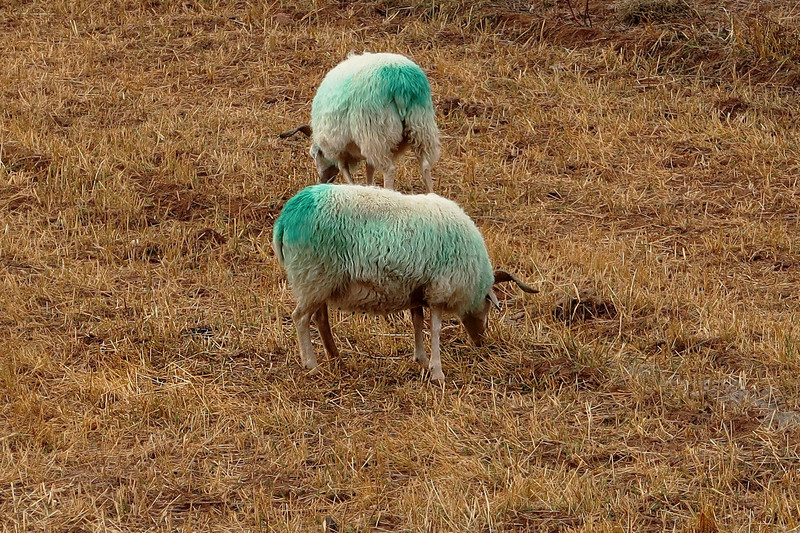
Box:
[430, 369, 445, 383]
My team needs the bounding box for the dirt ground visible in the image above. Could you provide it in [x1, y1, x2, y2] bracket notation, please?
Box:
[2, 0, 800, 531]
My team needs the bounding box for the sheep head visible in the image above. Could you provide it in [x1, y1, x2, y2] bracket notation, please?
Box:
[460, 270, 538, 346]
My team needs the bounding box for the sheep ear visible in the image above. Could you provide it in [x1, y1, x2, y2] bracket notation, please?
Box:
[279, 125, 313, 138]
[487, 290, 500, 310]
[493, 270, 538, 293]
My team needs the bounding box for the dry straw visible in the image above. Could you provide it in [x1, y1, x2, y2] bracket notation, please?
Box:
[1, 0, 800, 530]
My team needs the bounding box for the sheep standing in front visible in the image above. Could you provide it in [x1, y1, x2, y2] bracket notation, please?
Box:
[280, 52, 440, 192]
[272, 184, 536, 382]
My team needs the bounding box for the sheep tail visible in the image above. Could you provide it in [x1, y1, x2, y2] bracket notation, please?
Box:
[402, 104, 441, 168]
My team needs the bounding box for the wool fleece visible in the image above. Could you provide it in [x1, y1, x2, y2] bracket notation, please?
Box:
[273, 184, 493, 316]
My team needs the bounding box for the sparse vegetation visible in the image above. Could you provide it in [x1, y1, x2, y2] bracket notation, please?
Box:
[2, 0, 800, 531]
[618, 0, 691, 25]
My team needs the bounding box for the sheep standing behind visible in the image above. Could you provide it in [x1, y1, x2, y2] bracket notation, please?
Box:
[280, 52, 441, 192]
[273, 184, 536, 382]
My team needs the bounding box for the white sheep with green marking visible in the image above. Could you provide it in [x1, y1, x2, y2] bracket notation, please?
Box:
[280, 52, 440, 192]
[273, 184, 537, 382]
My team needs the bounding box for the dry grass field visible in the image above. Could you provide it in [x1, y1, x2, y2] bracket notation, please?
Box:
[2, 0, 800, 531]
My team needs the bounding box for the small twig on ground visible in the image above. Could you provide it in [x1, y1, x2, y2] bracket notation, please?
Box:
[564, 0, 592, 27]
[564, 0, 579, 24]
[584, 0, 592, 27]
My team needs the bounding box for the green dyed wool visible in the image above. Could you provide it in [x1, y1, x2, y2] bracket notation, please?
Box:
[273, 184, 494, 315]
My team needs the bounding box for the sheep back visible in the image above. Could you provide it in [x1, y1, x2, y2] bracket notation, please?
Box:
[273, 184, 493, 316]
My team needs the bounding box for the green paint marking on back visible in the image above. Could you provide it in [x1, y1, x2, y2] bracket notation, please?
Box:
[376, 63, 432, 118]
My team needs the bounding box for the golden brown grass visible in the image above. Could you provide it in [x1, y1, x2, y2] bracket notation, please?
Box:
[2, 0, 800, 531]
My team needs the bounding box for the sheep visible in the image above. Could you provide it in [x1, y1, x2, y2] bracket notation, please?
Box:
[280, 52, 440, 193]
[272, 184, 537, 382]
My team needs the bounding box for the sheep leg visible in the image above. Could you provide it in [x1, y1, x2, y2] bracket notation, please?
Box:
[292, 303, 320, 370]
[338, 163, 355, 184]
[365, 163, 376, 186]
[420, 159, 434, 193]
[410, 307, 429, 366]
[414, 145, 435, 193]
[429, 308, 445, 382]
[382, 163, 396, 190]
[313, 302, 339, 360]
